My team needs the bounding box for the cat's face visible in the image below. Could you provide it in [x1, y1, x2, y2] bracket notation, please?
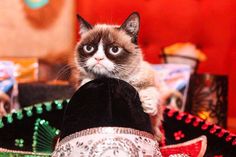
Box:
[75, 12, 142, 78]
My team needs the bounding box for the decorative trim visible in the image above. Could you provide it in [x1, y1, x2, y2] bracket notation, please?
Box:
[161, 136, 207, 157]
[59, 127, 156, 145]
[0, 147, 50, 156]
[165, 108, 236, 147]
[0, 99, 68, 129]
[54, 127, 161, 157]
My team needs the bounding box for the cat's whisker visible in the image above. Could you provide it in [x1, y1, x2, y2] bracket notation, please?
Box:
[116, 64, 139, 69]
[55, 64, 73, 80]
[115, 66, 133, 72]
[56, 65, 71, 77]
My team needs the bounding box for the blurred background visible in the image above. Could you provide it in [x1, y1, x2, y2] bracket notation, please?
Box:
[0, 0, 235, 133]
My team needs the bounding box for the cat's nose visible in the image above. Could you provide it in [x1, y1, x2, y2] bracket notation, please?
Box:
[95, 57, 104, 61]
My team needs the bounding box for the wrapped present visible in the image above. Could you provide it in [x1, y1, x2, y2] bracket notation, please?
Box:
[0, 61, 19, 117]
[0, 58, 39, 83]
[153, 64, 191, 111]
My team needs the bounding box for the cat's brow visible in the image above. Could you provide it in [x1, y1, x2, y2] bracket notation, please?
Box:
[104, 41, 116, 46]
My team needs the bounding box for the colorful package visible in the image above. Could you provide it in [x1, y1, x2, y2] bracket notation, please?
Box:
[152, 64, 191, 111]
[0, 58, 39, 83]
[0, 61, 19, 116]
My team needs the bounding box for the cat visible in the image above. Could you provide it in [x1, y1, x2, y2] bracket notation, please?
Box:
[72, 12, 164, 140]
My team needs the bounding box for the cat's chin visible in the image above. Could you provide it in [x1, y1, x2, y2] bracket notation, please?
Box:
[89, 65, 112, 77]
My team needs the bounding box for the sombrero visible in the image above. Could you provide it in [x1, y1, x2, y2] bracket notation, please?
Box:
[0, 78, 235, 156]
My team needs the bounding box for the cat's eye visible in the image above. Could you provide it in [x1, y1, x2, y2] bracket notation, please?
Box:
[83, 45, 95, 53]
[109, 46, 122, 55]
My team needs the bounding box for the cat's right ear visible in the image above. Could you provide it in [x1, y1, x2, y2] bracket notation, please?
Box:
[76, 14, 93, 35]
[120, 12, 140, 44]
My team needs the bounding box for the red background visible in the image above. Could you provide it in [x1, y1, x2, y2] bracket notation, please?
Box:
[76, 0, 236, 131]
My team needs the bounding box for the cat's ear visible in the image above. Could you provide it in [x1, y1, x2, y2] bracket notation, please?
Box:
[120, 12, 140, 41]
[77, 14, 93, 35]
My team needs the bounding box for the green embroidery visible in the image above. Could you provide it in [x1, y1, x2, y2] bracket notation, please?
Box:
[35, 104, 43, 114]
[33, 118, 60, 153]
[0, 99, 68, 129]
[0, 119, 4, 128]
[55, 100, 63, 110]
[6, 114, 13, 124]
[44, 102, 52, 112]
[15, 138, 24, 148]
[16, 110, 23, 120]
[24, 106, 33, 117]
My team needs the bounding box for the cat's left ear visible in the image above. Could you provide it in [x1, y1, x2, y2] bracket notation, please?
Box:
[120, 12, 140, 42]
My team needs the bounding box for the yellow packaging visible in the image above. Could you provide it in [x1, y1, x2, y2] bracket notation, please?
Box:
[0, 58, 39, 83]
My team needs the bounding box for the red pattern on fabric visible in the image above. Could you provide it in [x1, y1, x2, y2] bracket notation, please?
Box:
[210, 125, 220, 134]
[192, 117, 202, 127]
[167, 109, 176, 117]
[232, 139, 236, 145]
[160, 139, 204, 157]
[176, 112, 185, 120]
[185, 115, 193, 124]
[174, 130, 185, 141]
[217, 129, 227, 138]
[225, 135, 233, 142]
[201, 123, 209, 130]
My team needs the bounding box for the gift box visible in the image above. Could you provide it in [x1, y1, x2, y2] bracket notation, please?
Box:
[185, 73, 228, 128]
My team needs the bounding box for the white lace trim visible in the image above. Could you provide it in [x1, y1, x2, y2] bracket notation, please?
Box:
[52, 127, 162, 157]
